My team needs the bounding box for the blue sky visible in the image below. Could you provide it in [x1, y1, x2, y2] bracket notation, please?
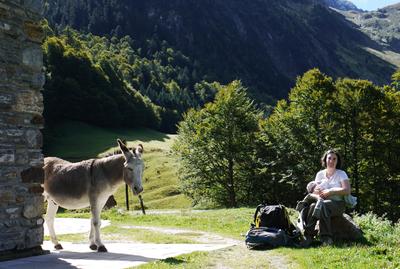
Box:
[351, 0, 399, 10]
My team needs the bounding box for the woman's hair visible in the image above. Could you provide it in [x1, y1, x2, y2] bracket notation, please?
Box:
[321, 149, 342, 169]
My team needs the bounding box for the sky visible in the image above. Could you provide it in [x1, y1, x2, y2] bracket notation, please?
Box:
[350, 0, 400, 10]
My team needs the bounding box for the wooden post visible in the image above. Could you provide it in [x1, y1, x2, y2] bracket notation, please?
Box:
[125, 184, 129, 211]
[139, 195, 146, 215]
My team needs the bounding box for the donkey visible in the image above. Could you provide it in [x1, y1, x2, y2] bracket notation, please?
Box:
[43, 139, 144, 252]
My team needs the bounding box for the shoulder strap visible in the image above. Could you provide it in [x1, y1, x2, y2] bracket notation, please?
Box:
[253, 203, 265, 224]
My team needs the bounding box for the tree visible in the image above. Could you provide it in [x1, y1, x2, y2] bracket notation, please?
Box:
[262, 69, 400, 220]
[173, 81, 263, 207]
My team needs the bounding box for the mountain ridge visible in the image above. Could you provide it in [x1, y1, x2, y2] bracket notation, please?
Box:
[44, 0, 396, 101]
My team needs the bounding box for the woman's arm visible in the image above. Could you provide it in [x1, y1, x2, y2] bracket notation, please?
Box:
[319, 180, 351, 199]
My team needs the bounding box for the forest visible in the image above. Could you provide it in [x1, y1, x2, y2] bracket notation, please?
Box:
[174, 71, 400, 221]
[42, 24, 218, 132]
[40, 11, 400, 221]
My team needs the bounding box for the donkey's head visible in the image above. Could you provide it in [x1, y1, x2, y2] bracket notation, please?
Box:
[117, 139, 144, 195]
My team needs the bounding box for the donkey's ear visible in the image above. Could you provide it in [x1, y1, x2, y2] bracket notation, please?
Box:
[135, 144, 144, 157]
[117, 139, 132, 160]
[117, 139, 128, 151]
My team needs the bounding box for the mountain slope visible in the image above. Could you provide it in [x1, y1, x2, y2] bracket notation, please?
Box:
[44, 0, 396, 100]
[322, 0, 362, 11]
[341, 3, 400, 51]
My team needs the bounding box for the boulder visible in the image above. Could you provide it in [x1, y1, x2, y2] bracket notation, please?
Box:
[329, 213, 363, 241]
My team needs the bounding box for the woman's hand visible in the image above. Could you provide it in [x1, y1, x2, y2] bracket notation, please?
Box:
[319, 189, 331, 199]
[314, 185, 323, 193]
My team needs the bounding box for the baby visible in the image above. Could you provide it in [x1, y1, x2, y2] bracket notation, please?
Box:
[295, 180, 327, 212]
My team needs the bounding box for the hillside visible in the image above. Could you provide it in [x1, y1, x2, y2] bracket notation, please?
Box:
[43, 121, 191, 209]
[336, 3, 400, 68]
[44, 0, 396, 102]
[322, 0, 362, 11]
[340, 3, 400, 51]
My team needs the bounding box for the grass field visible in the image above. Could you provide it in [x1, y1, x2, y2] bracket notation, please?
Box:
[43, 120, 191, 210]
[44, 121, 400, 269]
[56, 209, 400, 269]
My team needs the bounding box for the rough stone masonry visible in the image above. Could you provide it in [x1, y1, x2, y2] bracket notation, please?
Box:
[0, 0, 45, 259]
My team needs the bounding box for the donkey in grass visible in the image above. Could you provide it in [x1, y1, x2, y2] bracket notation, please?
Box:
[43, 139, 144, 252]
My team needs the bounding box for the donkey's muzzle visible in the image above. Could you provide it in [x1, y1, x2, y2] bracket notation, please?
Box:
[132, 185, 143, 195]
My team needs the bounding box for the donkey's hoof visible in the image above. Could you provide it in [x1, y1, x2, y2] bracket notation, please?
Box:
[97, 246, 108, 252]
[54, 244, 63, 250]
[89, 244, 98, 250]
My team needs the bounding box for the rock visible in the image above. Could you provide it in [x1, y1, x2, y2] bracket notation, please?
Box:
[330, 213, 363, 241]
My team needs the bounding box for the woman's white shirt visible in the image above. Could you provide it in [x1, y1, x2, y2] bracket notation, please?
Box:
[314, 169, 349, 201]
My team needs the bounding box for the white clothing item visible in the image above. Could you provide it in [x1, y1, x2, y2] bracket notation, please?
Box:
[314, 169, 349, 201]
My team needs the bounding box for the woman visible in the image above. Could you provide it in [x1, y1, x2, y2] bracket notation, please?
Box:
[302, 149, 351, 246]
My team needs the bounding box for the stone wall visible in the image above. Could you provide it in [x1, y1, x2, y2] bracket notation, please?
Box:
[0, 0, 45, 258]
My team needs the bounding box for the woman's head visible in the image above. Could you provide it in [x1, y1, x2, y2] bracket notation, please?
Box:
[321, 149, 342, 169]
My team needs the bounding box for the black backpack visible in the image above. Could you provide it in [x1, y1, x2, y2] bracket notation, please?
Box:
[245, 204, 300, 249]
[253, 204, 293, 231]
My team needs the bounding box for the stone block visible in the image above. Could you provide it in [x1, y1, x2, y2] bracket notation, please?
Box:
[22, 196, 43, 219]
[30, 71, 45, 89]
[15, 149, 29, 165]
[0, 21, 11, 31]
[0, 92, 15, 109]
[13, 90, 43, 114]
[0, 112, 40, 127]
[22, 46, 42, 70]
[28, 184, 43, 194]
[6, 206, 21, 219]
[0, 149, 15, 164]
[6, 128, 24, 137]
[25, 226, 43, 248]
[0, 66, 6, 81]
[25, 128, 42, 148]
[3, 219, 19, 228]
[28, 150, 43, 166]
[20, 165, 43, 183]
[23, 21, 43, 43]
[36, 218, 43, 225]
[30, 113, 44, 125]
[23, 0, 44, 15]
[0, 167, 17, 181]
[0, 190, 15, 203]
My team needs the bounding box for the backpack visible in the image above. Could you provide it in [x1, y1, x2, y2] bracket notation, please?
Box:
[245, 227, 289, 249]
[245, 204, 300, 249]
[253, 204, 293, 231]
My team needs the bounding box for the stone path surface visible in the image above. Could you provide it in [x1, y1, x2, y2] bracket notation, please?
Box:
[43, 218, 111, 235]
[0, 218, 237, 269]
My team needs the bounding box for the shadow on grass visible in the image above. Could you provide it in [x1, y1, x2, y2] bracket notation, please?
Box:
[43, 120, 172, 161]
[246, 236, 371, 251]
[162, 257, 186, 265]
[300, 236, 372, 249]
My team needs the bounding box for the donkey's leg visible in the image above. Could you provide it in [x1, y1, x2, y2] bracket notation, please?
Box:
[44, 200, 63, 250]
[89, 198, 108, 252]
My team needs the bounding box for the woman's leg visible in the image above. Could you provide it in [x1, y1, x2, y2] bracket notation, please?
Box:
[319, 200, 346, 238]
[304, 202, 318, 237]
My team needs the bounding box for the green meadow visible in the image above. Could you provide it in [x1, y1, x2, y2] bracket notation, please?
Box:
[44, 121, 400, 269]
[43, 120, 191, 210]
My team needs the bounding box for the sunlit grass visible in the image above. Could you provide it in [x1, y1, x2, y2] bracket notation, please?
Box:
[57, 209, 400, 269]
[43, 121, 191, 210]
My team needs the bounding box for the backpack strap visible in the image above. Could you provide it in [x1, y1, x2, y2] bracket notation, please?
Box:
[253, 203, 266, 224]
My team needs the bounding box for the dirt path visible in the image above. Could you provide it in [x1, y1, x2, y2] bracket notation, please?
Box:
[121, 225, 241, 245]
[122, 225, 293, 269]
[44, 218, 293, 269]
